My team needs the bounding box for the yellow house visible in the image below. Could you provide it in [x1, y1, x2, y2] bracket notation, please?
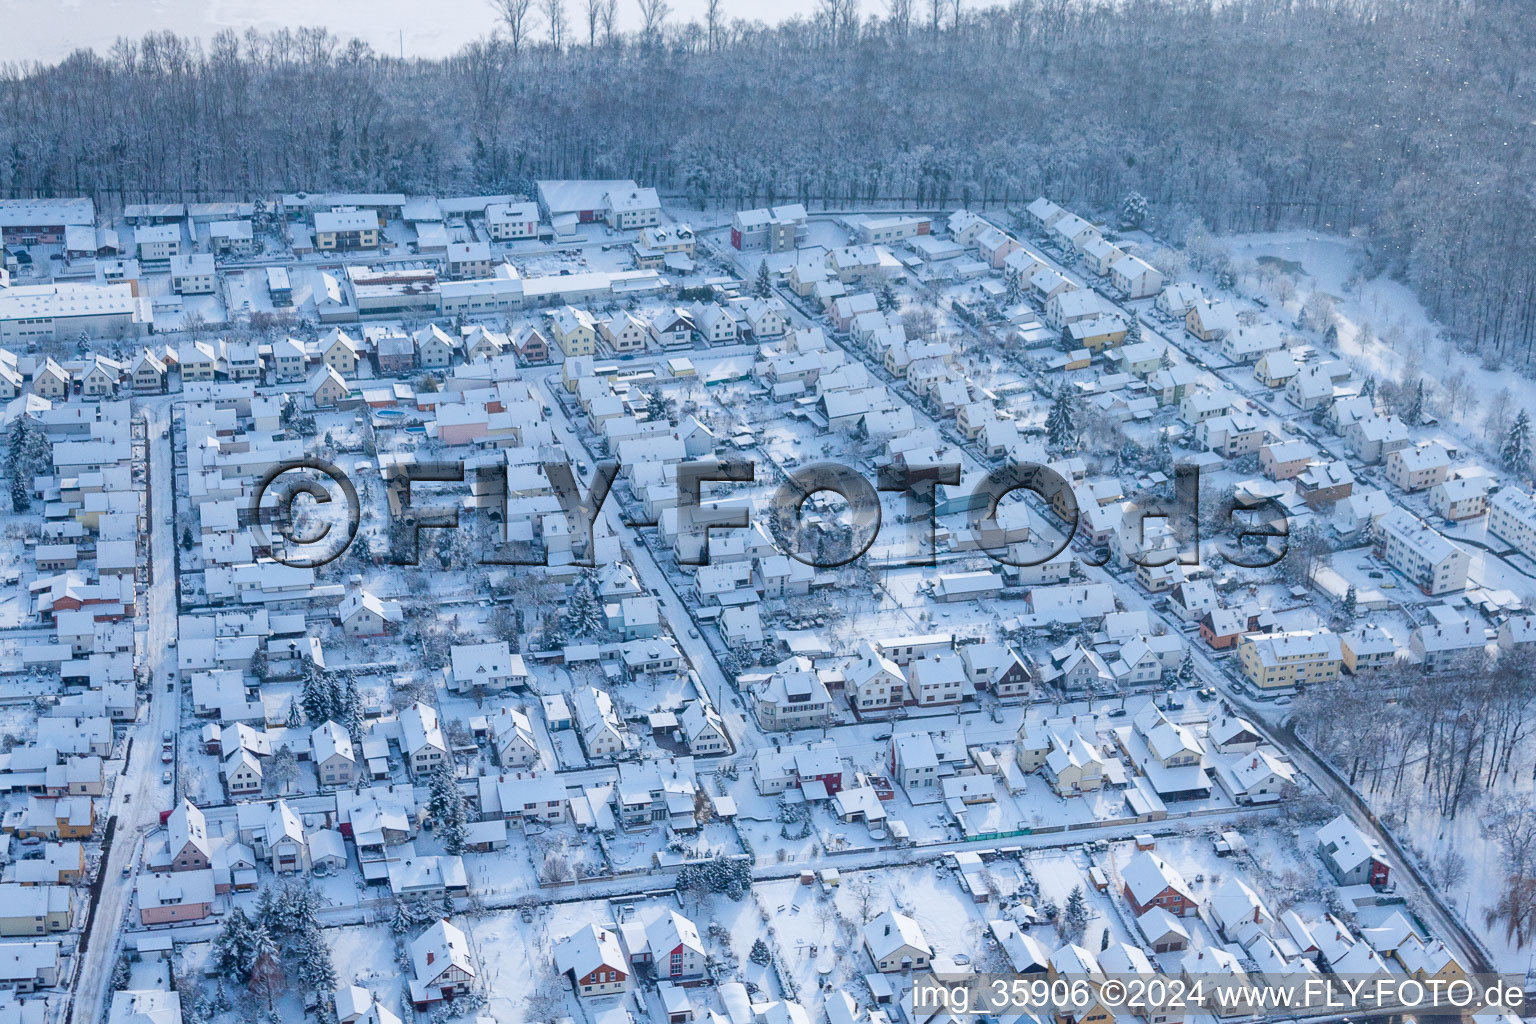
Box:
[320, 330, 359, 375]
[309, 366, 349, 408]
[549, 306, 597, 358]
[1237, 630, 1342, 689]
[1048, 946, 1113, 1024]
[313, 208, 380, 250]
[1396, 939, 1467, 988]
[31, 359, 71, 398]
[1067, 315, 1129, 354]
[0, 884, 72, 936]
[562, 356, 594, 393]
[956, 402, 992, 440]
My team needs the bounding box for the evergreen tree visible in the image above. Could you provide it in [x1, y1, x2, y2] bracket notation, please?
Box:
[211, 907, 258, 985]
[1403, 378, 1425, 426]
[284, 882, 323, 937]
[749, 938, 772, 965]
[562, 569, 607, 638]
[296, 929, 339, 996]
[1123, 314, 1142, 345]
[1062, 885, 1089, 939]
[110, 953, 132, 992]
[22, 419, 49, 471]
[645, 390, 676, 426]
[286, 698, 302, 729]
[342, 675, 365, 736]
[1360, 376, 1376, 402]
[754, 261, 772, 298]
[5, 417, 40, 513]
[1501, 410, 1532, 472]
[181, 526, 194, 550]
[427, 757, 468, 855]
[324, 674, 348, 727]
[247, 924, 284, 1010]
[255, 886, 284, 933]
[1046, 385, 1077, 452]
[1100, 927, 1111, 951]
[1341, 585, 1358, 624]
[1177, 648, 1196, 684]
[1119, 190, 1148, 230]
[391, 898, 412, 935]
[8, 471, 29, 513]
[301, 663, 332, 723]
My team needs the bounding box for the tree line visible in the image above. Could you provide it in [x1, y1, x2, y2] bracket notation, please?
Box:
[1, 0, 1532, 364]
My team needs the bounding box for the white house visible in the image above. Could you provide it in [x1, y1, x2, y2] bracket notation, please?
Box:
[863, 910, 932, 972]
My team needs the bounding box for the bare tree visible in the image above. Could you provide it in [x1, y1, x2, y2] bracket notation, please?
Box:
[1489, 795, 1536, 878]
[1485, 386, 1515, 441]
[599, 0, 620, 44]
[819, 0, 860, 46]
[584, 0, 604, 46]
[488, 0, 538, 54]
[928, 0, 943, 34]
[636, 0, 671, 42]
[705, 0, 725, 51]
[544, 0, 567, 51]
[883, 0, 912, 38]
[1487, 877, 1536, 948]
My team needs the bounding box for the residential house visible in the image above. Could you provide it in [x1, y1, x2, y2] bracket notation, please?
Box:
[1490, 488, 1536, 562]
[319, 329, 360, 375]
[415, 324, 459, 368]
[1430, 476, 1489, 521]
[1316, 815, 1390, 889]
[1386, 443, 1450, 492]
[409, 920, 477, 1008]
[166, 800, 212, 871]
[136, 871, 214, 925]
[170, 254, 216, 295]
[1340, 624, 1397, 674]
[863, 911, 932, 972]
[1374, 507, 1469, 595]
[555, 924, 630, 997]
[573, 686, 628, 759]
[549, 306, 598, 357]
[308, 366, 349, 408]
[448, 641, 528, 695]
[1237, 630, 1342, 689]
[129, 349, 167, 392]
[485, 201, 540, 241]
[400, 702, 448, 779]
[337, 590, 403, 636]
[1109, 254, 1163, 298]
[314, 209, 380, 250]
[679, 702, 730, 756]
[1122, 851, 1198, 917]
[311, 720, 357, 788]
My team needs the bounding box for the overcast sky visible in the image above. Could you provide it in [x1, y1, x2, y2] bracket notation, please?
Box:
[0, 0, 827, 64]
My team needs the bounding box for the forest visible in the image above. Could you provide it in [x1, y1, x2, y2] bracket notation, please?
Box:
[0, 0, 1532, 365]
